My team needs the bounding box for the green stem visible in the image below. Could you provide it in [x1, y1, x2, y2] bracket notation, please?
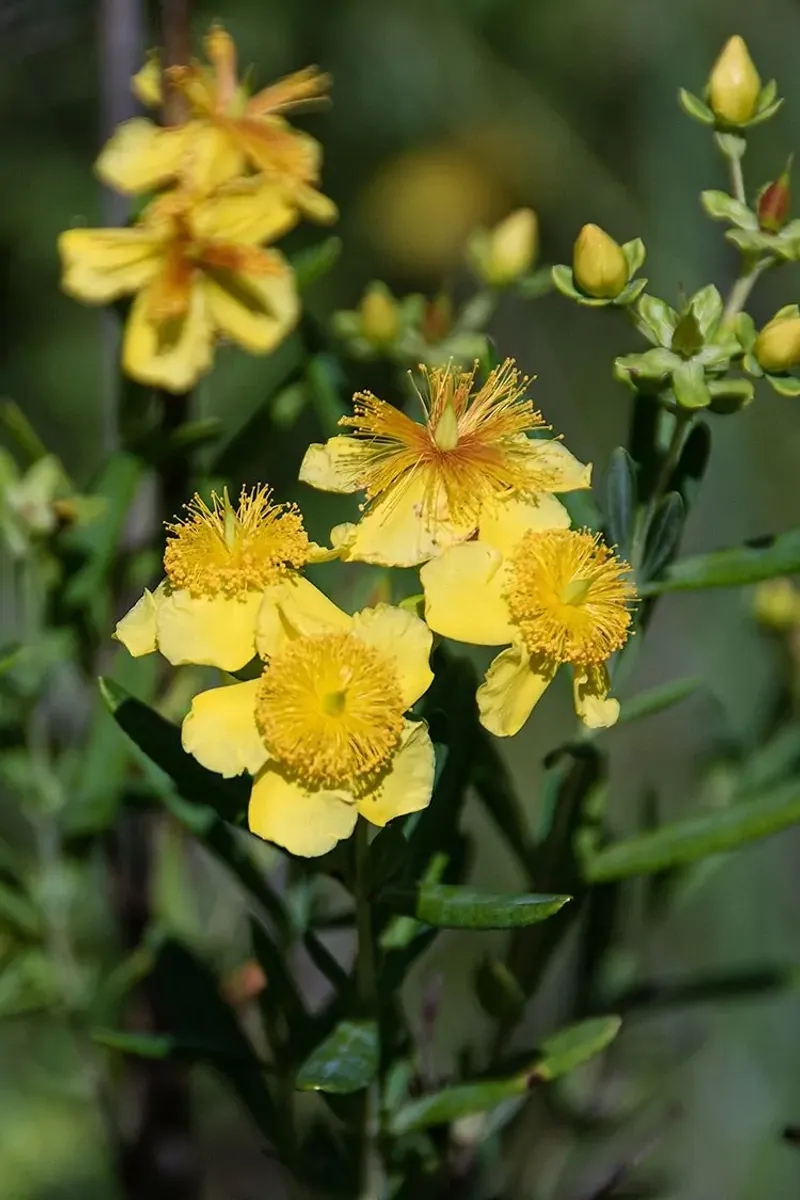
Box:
[354, 819, 383, 1200]
[728, 150, 746, 206]
[722, 255, 774, 326]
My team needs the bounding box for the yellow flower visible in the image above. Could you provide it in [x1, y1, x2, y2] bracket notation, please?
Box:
[421, 519, 636, 733]
[115, 485, 337, 672]
[59, 181, 300, 391]
[299, 359, 592, 567]
[181, 599, 435, 857]
[98, 22, 335, 222]
[708, 35, 761, 126]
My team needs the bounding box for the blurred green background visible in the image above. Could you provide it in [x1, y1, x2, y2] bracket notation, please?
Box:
[2, 0, 800, 1197]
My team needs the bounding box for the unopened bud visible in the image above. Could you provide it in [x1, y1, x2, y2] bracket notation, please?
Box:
[469, 208, 538, 286]
[359, 283, 399, 347]
[421, 294, 452, 344]
[755, 314, 800, 373]
[708, 35, 761, 125]
[754, 578, 800, 632]
[757, 159, 792, 233]
[573, 224, 628, 298]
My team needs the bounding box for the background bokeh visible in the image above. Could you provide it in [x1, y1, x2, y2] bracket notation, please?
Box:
[2, 0, 800, 1197]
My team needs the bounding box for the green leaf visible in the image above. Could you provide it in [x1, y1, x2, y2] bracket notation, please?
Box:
[669, 421, 710, 510]
[292, 236, 342, 290]
[621, 238, 646, 276]
[99, 677, 248, 824]
[93, 1029, 175, 1058]
[678, 88, 714, 125]
[389, 1015, 620, 1133]
[726, 228, 775, 254]
[584, 779, 800, 882]
[641, 491, 685, 580]
[643, 528, 800, 594]
[700, 190, 758, 229]
[605, 447, 636, 558]
[635, 295, 678, 347]
[708, 378, 755, 414]
[690, 285, 724, 339]
[613, 276, 648, 306]
[671, 312, 705, 359]
[768, 373, 800, 397]
[672, 359, 710, 409]
[551, 263, 580, 299]
[736, 312, 757, 352]
[614, 348, 677, 393]
[619, 677, 702, 725]
[380, 884, 570, 929]
[295, 1020, 379, 1093]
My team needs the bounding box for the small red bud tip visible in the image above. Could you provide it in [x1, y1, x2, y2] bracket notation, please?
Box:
[758, 170, 792, 233]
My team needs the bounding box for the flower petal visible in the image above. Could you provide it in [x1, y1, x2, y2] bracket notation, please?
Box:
[420, 541, 515, 645]
[202, 258, 299, 354]
[522, 439, 592, 492]
[133, 51, 162, 107]
[59, 227, 164, 304]
[337, 472, 474, 568]
[115, 587, 158, 657]
[477, 644, 556, 737]
[572, 664, 620, 729]
[357, 720, 434, 828]
[182, 123, 247, 193]
[299, 436, 373, 494]
[155, 588, 262, 671]
[182, 680, 267, 778]
[477, 491, 570, 558]
[248, 769, 357, 856]
[255, 575, 351, 658]
[123, 278, 214, 392]
[191, 180, 298, 245]
[95, 119, 189, 194]
[350, 604, 433, 710]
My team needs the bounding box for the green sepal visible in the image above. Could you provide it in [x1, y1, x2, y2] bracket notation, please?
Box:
[707, 377, 755, 413]
[635, 294, 678, 347]
[700, 190, 758, 229]
[672, 359, 711, 409]
[678, 88, 715, 125]
[767, 373, 800, 397]
[621, 237, 646, 275]
[736, 312, 758, 352]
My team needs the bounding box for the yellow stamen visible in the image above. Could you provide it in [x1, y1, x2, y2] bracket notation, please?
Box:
[506, 528, 636, 664]
[255, 633, 405, 791]
[339, 358, 550, 521]
[163, 485, 309, 599]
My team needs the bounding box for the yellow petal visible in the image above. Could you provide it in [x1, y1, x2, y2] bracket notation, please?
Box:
[248, 769, 357, 856]
[477, 644, 556, 737]
[182, 680, 267, 778]
[202, 259, 299, 354]
[123, 278, 214, 392]
[192, 180, 298, 245]
[522, 439, 592, 493]
[179, 124, 249, 194]
[132, 51, 162, 107]
[477, 491, 570, 558]
[155, 588, 262, 671]
[351, 604, 433, 710]
[338, 472, 474, 568]
[572, 664, 620, 730]
[299, 436, 372, 494]
[255, 575, 351, 658]
[114, 587, 158, 657]
[357, 720, 434, 828]
[95, 119, 189, 194]
[420, 541, 515, 645]
[59, 227, 164, 304]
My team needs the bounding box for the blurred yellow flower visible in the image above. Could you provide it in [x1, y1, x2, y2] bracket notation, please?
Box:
[59, 181, 300, 391]
[468, 208, 539, 287]
[421, 523, 636, 733]
[98, 22, 335, 221]
[115, 485, 337, 672]
[299, 358, 591, 567]
[753, 578, 800, 631]
[181, 600, 435, 856]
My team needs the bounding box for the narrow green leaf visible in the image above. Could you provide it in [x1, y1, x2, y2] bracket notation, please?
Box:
[99, 677, 248, 824]
[380, 884, 570, 930]
[296, 1020, 379, 1093]
[678, 88, 714, 125]
[93, 1029, 175, 1058]
[389, 1015, 620, 1133]
[641, 491, 685, 580]
[605, 447, 636, 557]
[643, 528, 800, 594]
[292, 236, 342, 290]
[668, 421, 710, 510]
[619, 677, 702, 725]
[585, 779, 800, 881]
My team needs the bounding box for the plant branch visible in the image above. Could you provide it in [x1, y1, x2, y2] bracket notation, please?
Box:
[722, 255, 774, 326]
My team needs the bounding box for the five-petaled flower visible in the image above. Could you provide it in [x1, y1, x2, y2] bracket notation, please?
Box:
[98, 22, 335, 223]
[299, 358, 592, 567]
[59, 182, 303, 391]
[115, 484, 335, 672]
[420, 507, 636, 732]
[181, 599, 435, 857]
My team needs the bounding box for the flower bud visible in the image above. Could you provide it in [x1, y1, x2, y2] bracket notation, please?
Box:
[754, 314, 800, 373]
[572, 224, 628, 298]
[469, 208, 538, 286]
[707, 35, 761, 125]
[754, 578, 800, 632]
[757, 159, 792, 233]
[421, 294, 453, 344]
[359, 283, 399, 347]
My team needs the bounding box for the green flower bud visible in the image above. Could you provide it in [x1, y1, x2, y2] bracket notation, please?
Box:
[755, 314, 800, 373]
[469, 208, 538, 286]
[359, 283, 399, 347]
[572, 224, 628, 298]
[708, 35, 761, 125]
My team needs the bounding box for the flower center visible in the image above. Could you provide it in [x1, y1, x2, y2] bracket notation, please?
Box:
[506, 528, 636, 664]
[255, 633, 405, 791]
[163, 485, 309, 599]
